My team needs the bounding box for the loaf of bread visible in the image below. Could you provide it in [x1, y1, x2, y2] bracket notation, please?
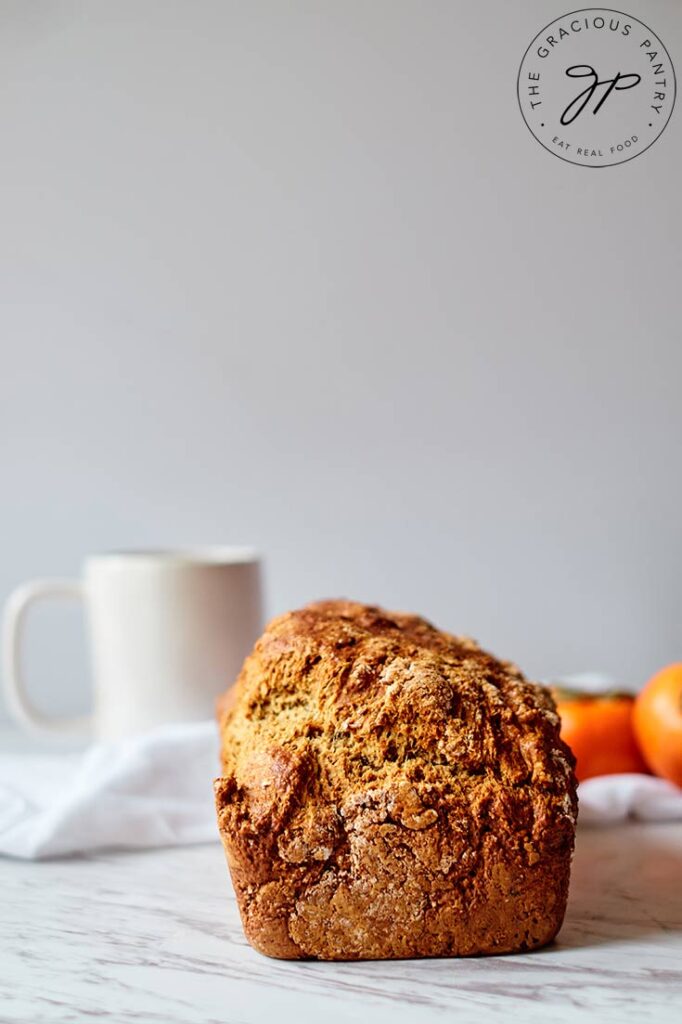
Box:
[214, 600, 577, 960]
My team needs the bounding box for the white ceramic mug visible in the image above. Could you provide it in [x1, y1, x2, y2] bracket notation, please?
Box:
[2, 548, 263, 739]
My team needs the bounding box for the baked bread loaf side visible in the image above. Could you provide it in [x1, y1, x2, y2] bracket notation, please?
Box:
[214, 600, 577, 960]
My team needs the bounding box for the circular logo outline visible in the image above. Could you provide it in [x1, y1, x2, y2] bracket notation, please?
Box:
[517, 7, 676, 168]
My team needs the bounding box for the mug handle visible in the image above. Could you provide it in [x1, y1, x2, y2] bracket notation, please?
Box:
[2, 579, 92, 736]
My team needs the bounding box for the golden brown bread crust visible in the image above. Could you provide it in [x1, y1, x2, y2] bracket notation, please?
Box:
[214, 599, 578, 960]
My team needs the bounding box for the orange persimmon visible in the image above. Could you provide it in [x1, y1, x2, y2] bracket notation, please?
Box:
[552, 688, 648, 782]
[633, 664, 682, 788]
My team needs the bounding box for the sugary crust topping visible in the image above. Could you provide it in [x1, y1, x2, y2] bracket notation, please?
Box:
[219, 600, 576, 810]
[215, 600, 578, 959]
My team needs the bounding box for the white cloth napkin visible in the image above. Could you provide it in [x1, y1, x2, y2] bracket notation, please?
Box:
[0, 721, 220, 859]
[577, 773, 682, 826]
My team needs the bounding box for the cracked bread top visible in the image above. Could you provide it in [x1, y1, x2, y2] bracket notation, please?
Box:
[215, 599, 578, 958]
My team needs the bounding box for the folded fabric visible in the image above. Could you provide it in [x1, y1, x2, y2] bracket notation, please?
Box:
[577, 773, 682, 826]
[0, 721, 220, 859]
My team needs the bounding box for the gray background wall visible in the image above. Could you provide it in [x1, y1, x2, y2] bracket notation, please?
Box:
[1, 0, 680, 722]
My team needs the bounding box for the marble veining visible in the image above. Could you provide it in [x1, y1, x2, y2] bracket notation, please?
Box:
[1, 823, 681, 1023]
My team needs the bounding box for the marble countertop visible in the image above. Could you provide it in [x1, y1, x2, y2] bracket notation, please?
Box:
[1, 821, 680, 1023]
